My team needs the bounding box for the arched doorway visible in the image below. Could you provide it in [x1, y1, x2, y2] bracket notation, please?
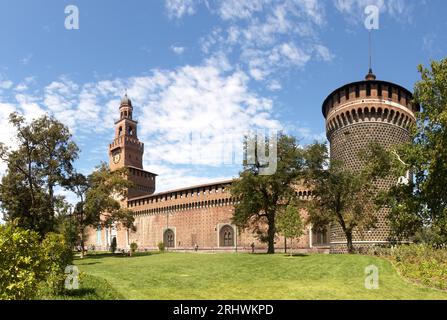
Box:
[219, 225, 234, 247]
[164, 229, 175, 248]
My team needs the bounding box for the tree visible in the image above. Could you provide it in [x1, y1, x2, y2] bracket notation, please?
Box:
[305, 145, 380, 253]
[0, 112, 78, 236]
[54, 200, 79, 250]
[0, 225, 44, 299]
[371, 58, 447, 246]
[30, 115, 79, 219]
[0, 226, 72, 299]
[231, 134, 306, 254]
[66, 163, 135, 258]
[276, 202, 305, 255]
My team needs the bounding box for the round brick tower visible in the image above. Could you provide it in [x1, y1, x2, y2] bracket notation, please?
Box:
[322, 70, 420, 253]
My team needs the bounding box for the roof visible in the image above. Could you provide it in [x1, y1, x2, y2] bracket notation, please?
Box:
[321, 79, 420, 117]
[128, 178, 235, 201]
[126, 165, 158, 176]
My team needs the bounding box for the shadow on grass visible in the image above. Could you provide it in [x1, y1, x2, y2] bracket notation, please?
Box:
[48, 274, 125, 300]
[283, 253, 309, 257]
[62, 288, 96, 297]
[75, 251, 158, 261]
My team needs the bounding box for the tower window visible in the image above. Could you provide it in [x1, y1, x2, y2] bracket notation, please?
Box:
[337, 92, 340, 104]
[398, 90, 401, 101]
[345, 87, 349, 100]
[388, 85, 393, 99]
[366, 83, 371, 96]
[355, 85, 360, 98]
[118, 126, 123, 136]
[378, 84, 382, 96]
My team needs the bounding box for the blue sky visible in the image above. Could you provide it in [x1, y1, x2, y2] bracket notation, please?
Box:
[0, 0, 446, 199]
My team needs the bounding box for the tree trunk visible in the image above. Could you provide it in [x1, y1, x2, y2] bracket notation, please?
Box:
[346, 231, 354, 254]
[80, 231, 85, 259]
[267, 214, 275, 254]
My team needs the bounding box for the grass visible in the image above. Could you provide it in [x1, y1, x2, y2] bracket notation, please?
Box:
[71, 252, 447, 300]
[40, 274, 124, 300]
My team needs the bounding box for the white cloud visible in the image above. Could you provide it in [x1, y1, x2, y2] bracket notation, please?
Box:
[130, 59, 280, 168]
[314, 44, 334, 61]
[0, 56, 283, 191]
[267, 80, 282, 91]
[0, 80, 13, 90]
[171, 45, 186, 54]
[199, 0, 332, 86]
[218, 0, 267, 20]
[333, 0, 414, 24]
[165, 0, 198, 19]
[14, 83, 28, 92]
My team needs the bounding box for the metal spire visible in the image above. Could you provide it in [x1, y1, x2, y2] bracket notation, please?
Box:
[365, 30, 376, 80]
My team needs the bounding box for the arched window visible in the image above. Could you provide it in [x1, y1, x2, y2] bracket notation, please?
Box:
[164, 229, 175, 248]
[128, 126, 134, 136]
[220, 225, 234, 247]
[312, 227, 328, 245]
[118, 126, 123, 136]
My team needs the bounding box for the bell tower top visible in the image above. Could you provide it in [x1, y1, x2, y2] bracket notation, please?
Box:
[119, 93, 133, 120]
[108, 93, 157, 197]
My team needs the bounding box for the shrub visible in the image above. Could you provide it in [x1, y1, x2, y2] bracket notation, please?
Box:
[390, 244, 447, 290]
[157, 242, 165, 252]
[130, 242, 138, 254]
[110, 237, 117, 253]
[0, 225, 45, 300]
[40, 232, 74, 295]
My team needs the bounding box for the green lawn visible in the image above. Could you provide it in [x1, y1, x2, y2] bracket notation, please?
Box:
[73, 252, 447, 300]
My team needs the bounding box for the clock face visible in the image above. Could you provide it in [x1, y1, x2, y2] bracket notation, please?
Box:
[112, 151, 121, 164]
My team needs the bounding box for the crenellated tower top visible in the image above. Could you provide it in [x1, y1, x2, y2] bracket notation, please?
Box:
[108, 93, 157, 198]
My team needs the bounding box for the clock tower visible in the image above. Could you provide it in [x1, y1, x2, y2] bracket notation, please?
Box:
[109, 94, 156, 198]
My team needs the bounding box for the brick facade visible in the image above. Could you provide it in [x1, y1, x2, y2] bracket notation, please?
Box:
[84, 71, 418, 254]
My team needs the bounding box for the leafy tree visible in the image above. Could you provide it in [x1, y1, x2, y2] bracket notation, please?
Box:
[0, 112, 78, 235]
[54, 201, 80, 250]
[231, 134, 306, 254]
[0, 226, 73, 299]
[276, 202, 305, 255]
[366, 58, 447, 246]
[0, 225, 44, 300]
[30, 115, 79, 218]
[305, 145, 381, 253]
[66, 163, 135, 258]
[130, 242, 138, 256]
[40, 232, 73, 295]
